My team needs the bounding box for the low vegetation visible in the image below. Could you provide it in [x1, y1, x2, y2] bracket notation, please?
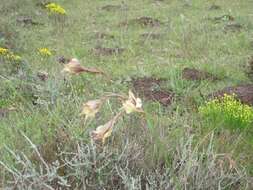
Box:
[0, 0, 252, 189]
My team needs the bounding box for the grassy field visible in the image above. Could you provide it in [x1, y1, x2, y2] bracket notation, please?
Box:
[0, 0, 253, 189]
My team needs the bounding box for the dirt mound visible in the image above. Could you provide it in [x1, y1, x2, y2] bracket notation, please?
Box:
[132, 77, 174, 106]
[92, 46, 125, 56]
[182, 68, 218, 81]
[120, 17, 162, 27]
[210, 84, 253, 106]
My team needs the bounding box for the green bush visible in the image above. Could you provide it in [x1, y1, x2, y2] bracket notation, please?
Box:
[199, 94, 253, 130]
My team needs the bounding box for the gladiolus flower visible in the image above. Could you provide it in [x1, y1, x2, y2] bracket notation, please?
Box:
[61, 58, 104, 75]
[80, 99, 103, 118]
[122, 90, 143, 114]
[91, 111, 122, 144]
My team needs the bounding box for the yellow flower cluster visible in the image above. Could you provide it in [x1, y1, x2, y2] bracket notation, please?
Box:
[0, 47, 21, 61]
[38, 48, 52, 56]
[199, 94, 253, 129]
[0, 47, 8, 55]
[45, 3, 66, 15]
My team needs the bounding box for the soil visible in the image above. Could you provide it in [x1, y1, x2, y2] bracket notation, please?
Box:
[209, 84, 253, 106]
[132, 77, 174, 106]
[16, 16, 42, 26]
[120, 17, 162, 27]
[182, 68, 218, 81]
[92, 46, 125, 56]
[224, 23, 242, 32]
[37, 71, 48, 81]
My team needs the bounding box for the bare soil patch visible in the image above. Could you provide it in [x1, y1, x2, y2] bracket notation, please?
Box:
[132, 77, 174, 106]
[16, 16, 42, 26]
[224, 23, 243, 32]
[210, 84, 253, 106]
[182, 68, 218, 81]
[120, 17, 162, 27]
[92, 46, 125, 56]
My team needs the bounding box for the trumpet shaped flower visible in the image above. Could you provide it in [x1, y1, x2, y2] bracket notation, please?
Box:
[62, 58, 104, 75]
[80, 99, 103, 119]
[91, 112, 122, 144]
[122, 90, 143, 114]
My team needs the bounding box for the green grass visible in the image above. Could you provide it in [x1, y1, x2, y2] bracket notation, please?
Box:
[0, 0, 253, 189]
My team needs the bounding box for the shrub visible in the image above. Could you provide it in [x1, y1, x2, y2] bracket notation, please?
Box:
[199, 94, 253, 129]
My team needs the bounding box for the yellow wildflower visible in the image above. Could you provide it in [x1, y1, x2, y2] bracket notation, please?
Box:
[199, 94, 253, 129]
[45, 3, 66, 15]
[0, 47, 8, 55]
[38, 48, 52, 56]
[0, 47, 21, 61]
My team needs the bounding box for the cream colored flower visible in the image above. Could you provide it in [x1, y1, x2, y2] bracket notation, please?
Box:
[122, 90, 143, 114]
[91, 120, 114, 144]
[61, 58, 83, 74]
[80, 99, 103, 118]
[91, 112, 122, 144]
[61, 58, 104, 75]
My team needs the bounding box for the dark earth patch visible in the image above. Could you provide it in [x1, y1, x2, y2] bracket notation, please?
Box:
[132, 77, 174, 106]
[16, 16, 42, 26]
[210, 84, 253, 106]
[140, 33, 162, 40]
[37, 71, 48, 81]
[182, 68, 218, 81]
[57, 56, 69, 64]
[92, 46, 125, 56]
[224, 23, 243, 32]
[101, 5, 128, 11]
[120, 17, 162, 27]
